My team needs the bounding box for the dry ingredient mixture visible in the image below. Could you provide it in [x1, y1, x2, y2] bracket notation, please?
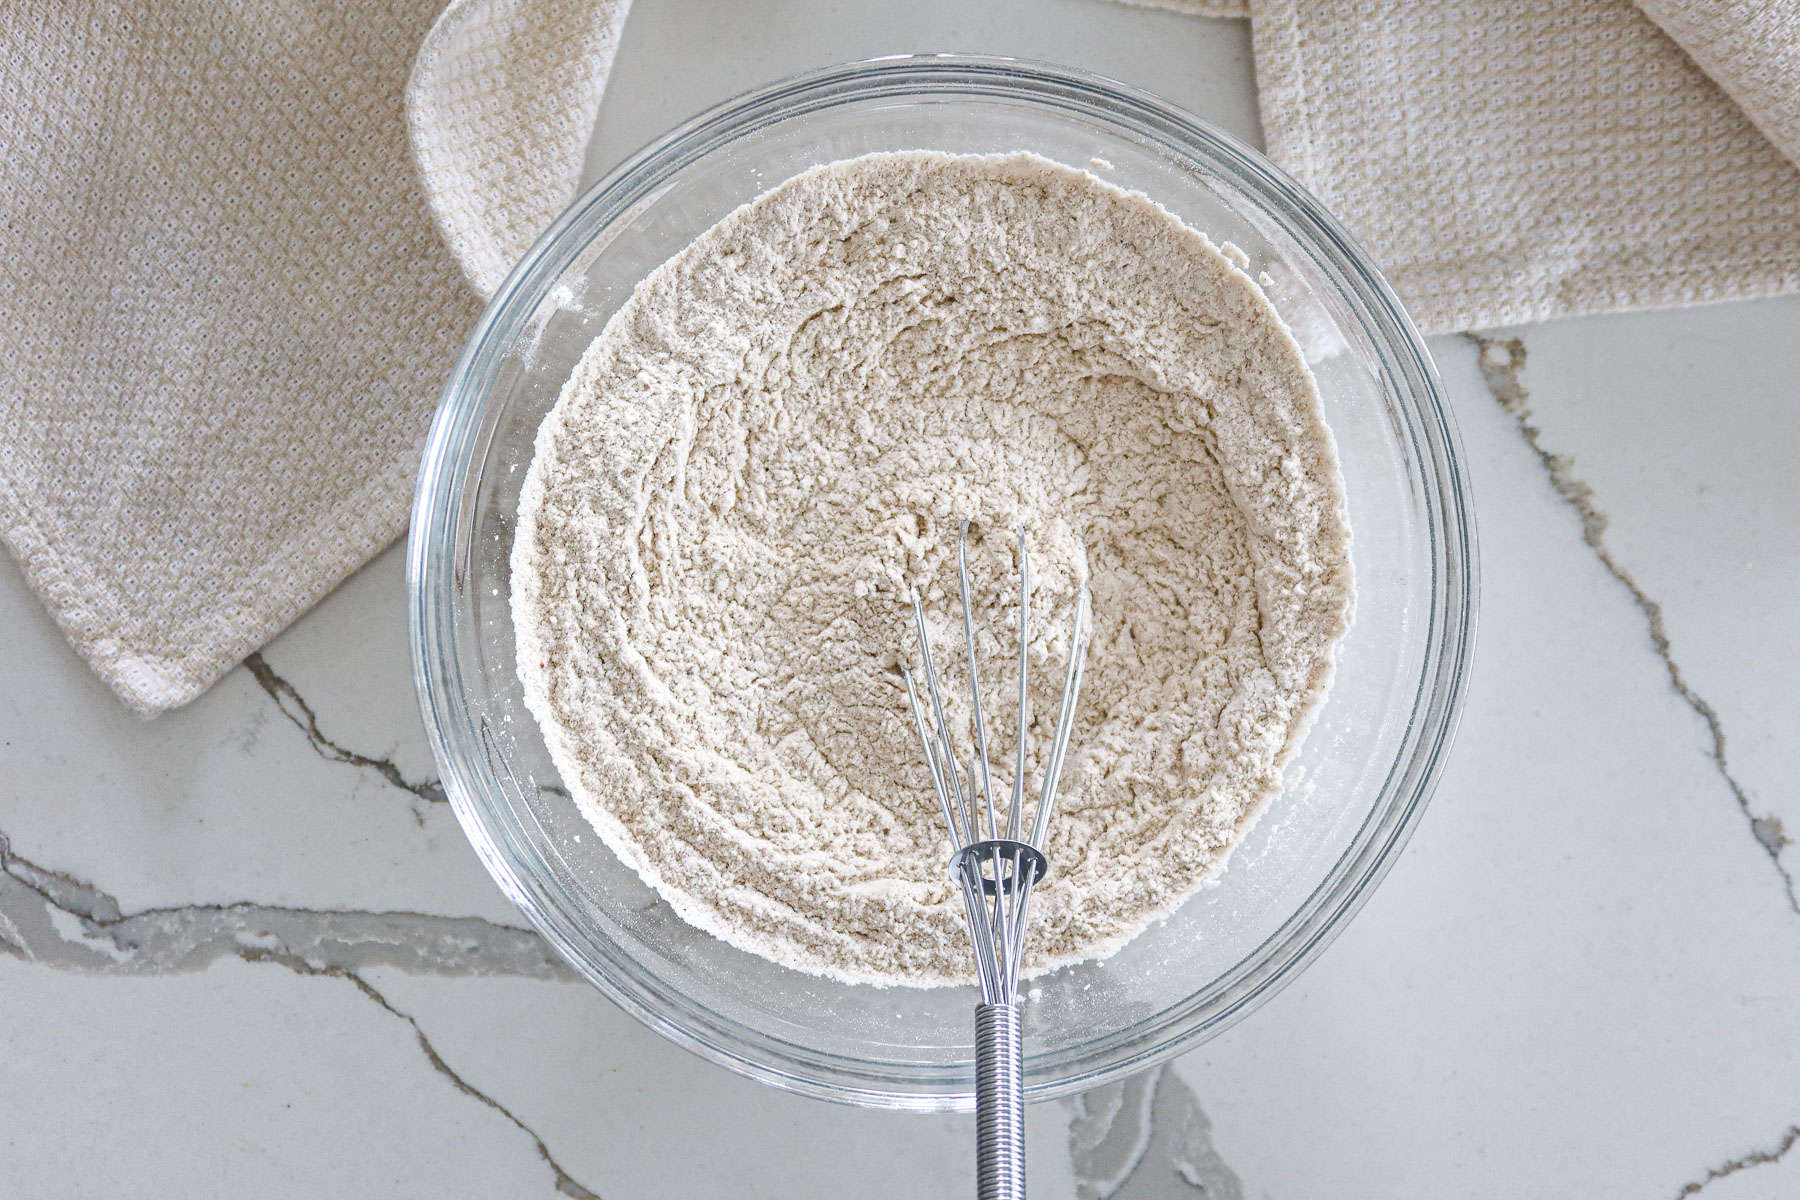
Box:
[512, 152, 1352, 987]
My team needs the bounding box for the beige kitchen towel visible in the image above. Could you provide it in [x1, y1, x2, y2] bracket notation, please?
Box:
[1244, 0, 1800, 332]
[1635, 0, 1800, 169]
[0, 0, 629, 714]
[410, 0, 629, 295]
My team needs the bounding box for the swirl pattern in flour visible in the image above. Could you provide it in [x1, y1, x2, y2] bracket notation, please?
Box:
[512, 152, 1352, 986]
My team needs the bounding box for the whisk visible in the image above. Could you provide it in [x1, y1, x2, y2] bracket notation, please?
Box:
[901, 521, 1092, 1200]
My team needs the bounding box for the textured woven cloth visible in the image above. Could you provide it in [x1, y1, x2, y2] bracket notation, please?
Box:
[1243, 0, 1800, 332]
[0, 0, 628, 714]
[1636, 0, 1800, 169]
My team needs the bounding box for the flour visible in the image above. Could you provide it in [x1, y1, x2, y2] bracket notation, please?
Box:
[512, 152, 1352, 986]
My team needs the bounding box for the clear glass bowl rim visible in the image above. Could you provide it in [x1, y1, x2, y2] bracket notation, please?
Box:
[408, 53, 1478, 1110]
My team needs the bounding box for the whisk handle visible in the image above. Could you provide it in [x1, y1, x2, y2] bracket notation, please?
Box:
[974, 1002, 1027, 1200]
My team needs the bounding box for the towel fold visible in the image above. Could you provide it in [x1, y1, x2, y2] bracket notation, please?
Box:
[1634, 0, 1800, 170]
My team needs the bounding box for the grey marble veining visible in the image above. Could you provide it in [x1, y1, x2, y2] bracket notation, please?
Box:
[242, 652, 448, 809]
[1068, 1068, 1240, 1199]
[1465, 330, 1796, 910]
[0, 828, 566, 980]
[1674, 1125, 1800, 1198]
[4, 1, 1798, 1195]
[1493, 300, 1800, 916]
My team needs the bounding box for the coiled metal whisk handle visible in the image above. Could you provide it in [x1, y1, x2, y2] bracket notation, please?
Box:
[899, 523, 1091, 1200]
[975, 1003, 1026, 1200]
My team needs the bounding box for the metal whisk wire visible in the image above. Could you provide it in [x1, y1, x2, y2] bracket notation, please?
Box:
[899, 520, 1091, 1200]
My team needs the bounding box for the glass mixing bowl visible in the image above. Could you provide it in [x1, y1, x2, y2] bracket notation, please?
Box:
[409, 55, 1475, 1111]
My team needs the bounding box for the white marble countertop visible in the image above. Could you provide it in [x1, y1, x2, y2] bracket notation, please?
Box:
[5, 2, 1797, 1196]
